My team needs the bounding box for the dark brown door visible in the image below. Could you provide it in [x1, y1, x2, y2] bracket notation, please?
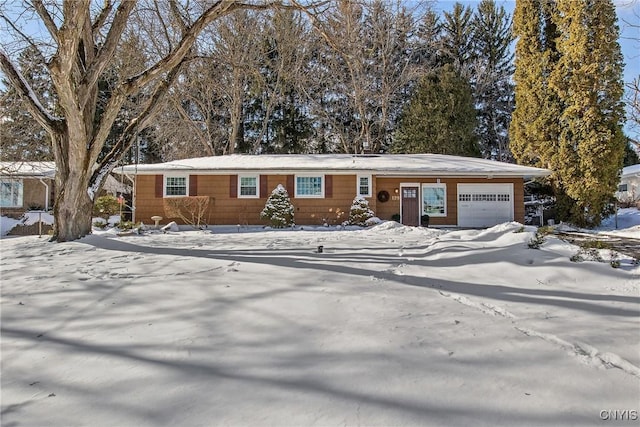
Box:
[401, 186, 419, 226]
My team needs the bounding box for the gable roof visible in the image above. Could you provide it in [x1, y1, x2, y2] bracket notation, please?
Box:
[121, 154, 551, 178]
[0, 162, 56, 178]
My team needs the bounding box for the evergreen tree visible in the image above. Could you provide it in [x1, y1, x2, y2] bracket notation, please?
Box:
[512, 0, 625, 227]
[391, 64, 480, 157]
[260, 184, 295, 228]
[440, 3, 476, 73]
[471, 0, 515, 161]
[0, 46, 55, 161]
[549, 0, 625, 226]
[347, 196, 375, 226]
[511, 0, 562, 168]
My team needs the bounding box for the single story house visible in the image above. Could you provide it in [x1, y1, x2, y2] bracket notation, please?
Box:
[617, 164, 640, 207]
[0, 162, 55, 218]
[0, 161, 132, 218]
[120, 154, 551, 228]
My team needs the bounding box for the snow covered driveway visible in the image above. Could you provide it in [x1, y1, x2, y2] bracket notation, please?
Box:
[1, 223, 638, 426]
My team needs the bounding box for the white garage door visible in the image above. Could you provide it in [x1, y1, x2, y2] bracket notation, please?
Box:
[457, 183, 514, 228]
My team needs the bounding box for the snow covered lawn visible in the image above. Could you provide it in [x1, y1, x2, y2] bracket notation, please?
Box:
[1, 222, 638, 426]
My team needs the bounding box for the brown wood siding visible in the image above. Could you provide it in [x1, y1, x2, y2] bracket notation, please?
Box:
[0, 178, 54, 218]
[374, 177, 525, 226]
[189, 175, 198, 196]
[136, 175, 169, 223]
[133, 173, 525, 227]
[155, 175, 163, 198]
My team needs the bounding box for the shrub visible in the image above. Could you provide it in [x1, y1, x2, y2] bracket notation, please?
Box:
[163, 196, 213, 229]
[261, 184, 295, 228]
[347, 196, 375, 226]
[93, 195, 120, 219]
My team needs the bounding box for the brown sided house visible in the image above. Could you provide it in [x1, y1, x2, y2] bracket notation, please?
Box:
[120, 154, 550, 228]
[0, 162, 55, 218]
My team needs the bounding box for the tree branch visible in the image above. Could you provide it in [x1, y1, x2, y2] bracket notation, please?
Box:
[32, 0, 60, 44]
[124, 1, 297, 94]
[81, 1, 136, 108]
[91, 62, 185, 189]
[0, 49, 63, 135]
[92, 0, 114, 33]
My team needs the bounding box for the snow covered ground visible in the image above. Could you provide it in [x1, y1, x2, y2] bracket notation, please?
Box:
[1, 221, 639, 426]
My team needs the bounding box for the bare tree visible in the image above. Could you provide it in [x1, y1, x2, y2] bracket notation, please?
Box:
[297, 0, 424, 154]
[0, 0, 313, 241]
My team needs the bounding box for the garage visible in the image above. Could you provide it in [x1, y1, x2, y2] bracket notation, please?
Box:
[457, 183, 514, 228]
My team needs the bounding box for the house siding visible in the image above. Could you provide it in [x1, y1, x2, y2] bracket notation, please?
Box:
[374, 177, 524, 225]
[134, 174, 524, 226]
[0, 178, 54, 218]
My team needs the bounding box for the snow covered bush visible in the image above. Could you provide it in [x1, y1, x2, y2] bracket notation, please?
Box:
[347, 196, 375, 226]
[261, 184, 295, 228]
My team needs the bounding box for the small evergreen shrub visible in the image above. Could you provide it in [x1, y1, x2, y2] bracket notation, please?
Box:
[347, 196, 375, 226]
[261, 184, 295, 228]
[528, 232, 545, 249]
[93, 195, 120, 219]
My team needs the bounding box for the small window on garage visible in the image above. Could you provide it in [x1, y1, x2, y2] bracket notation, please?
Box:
[165, 176, 188, 197]
[618, 184, 628, 192]
[422, 184, 446, 217]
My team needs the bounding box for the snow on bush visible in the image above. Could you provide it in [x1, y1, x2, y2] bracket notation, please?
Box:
[260, 184, 295, 228]
[346, 196, 375, 226]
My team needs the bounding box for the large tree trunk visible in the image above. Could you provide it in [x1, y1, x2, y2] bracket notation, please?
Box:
[53, 172, 94, 242]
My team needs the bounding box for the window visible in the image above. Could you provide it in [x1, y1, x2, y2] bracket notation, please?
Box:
[239, 175, 258, 198]
[165, 176, 187, 196]
[0, 179, 23, 207]
[357, 175, 372, 197]
[422, 184, 446, 217]
[295, 175, 323, 198]
[618, 184, 628, 192]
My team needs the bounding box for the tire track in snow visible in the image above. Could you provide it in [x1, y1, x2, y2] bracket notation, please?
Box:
[438, 290, 640, 378]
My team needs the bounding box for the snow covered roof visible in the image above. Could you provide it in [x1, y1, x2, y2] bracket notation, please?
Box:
[0, 161, 55, 178]
[621, 164, 640, 178]
[121, 154, 551, 178]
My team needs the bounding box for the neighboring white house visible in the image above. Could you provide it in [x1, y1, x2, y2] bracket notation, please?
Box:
[617, 164, 640, 207]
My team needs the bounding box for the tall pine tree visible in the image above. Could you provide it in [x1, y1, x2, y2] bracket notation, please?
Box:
[511, 0, 625, 227]
[391, 64, 479, 156]
[471, 0, 514, 161]
[549, 0, 625, 226]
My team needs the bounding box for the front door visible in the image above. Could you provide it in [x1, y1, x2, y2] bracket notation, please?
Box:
[401, 186, 420, 226]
